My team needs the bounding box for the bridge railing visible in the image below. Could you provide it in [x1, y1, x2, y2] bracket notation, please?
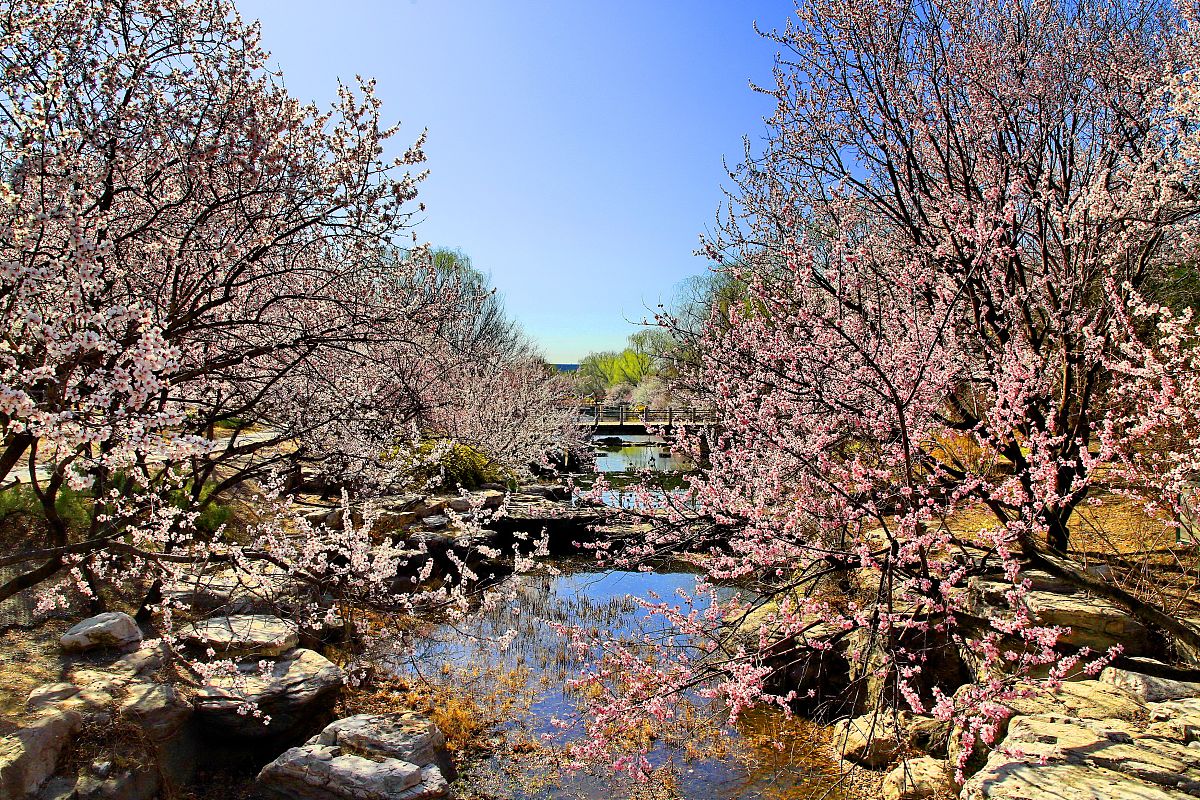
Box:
[576, 404, 718, 426]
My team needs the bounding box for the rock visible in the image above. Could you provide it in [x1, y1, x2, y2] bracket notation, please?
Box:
[73, 763, 158, 800]
[905, 714, 951, 758]
[1146, 697, 1200, 743]
[375, 510, 420, 531]
[119, 680, 192, 738]
[109, 640, 169, 677]
[833, 714, 901, 767]
[381, 495, 427, 513]
[164, 567, 293, 612]
[479, 489, 505, 509]
[0, 711, 82, 798]
[258, 744, 446, 800]
[1101, 662, 1200, 702]
[421, 515, 450, 529]
[965, 572, 1153, 658]
[948, 679, 1145, 779]
[960, 714, 1200, 799]
[306, 508, 334, 525]
[26, 683, 82, 712]
[194, 648, 344, 737]
[1007, 679, 1146, 721]
[258, 712, 449, 800]
[882, 757, 953, 800]
[35, 775, 76, 800]
[27, 678, 115, 717]
[183, 614, 300, 657]
[445, 497, 472, 513]
[59, 612, 142, 652]
[314, 713, 446, 766]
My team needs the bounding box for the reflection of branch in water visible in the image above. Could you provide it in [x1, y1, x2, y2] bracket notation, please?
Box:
[389, 565, 865, 800]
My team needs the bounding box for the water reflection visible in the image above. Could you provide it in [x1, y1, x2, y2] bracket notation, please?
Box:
[594, 435, 691, 475]
[390, 564, 852, 800]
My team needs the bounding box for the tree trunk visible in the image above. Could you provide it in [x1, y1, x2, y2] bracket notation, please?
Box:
[0, 557, 63, 604]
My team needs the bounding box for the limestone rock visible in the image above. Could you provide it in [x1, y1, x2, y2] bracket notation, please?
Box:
[59, 612, 142, 653]
[26, 683, 82, 712]
[1006, 679, 1146, 720]
[1146, 697, 1200, 743]
[905, 714, 951, 758]
[119, 680, 192, 738]
[948, 679, 1145, 780]
[882, 757, 953, 800]
[258, 713, 449, 800]
[0, 711, 82, 798]
[833, 714, 900, 767]
[183, 614, 299, 657]
[966, 572, 1153, 657]
[164, 567, 292, 612]
[1101, 662, 1200, 703]
[314, 713, 446, 767]
[258, 744, 445, 800]
[73, 762, 158, 800]
[109, 639, 169, 677]
[194, 648, 343, 737]
[27, 678, 115, 717]
[960, 714, 1200, 799]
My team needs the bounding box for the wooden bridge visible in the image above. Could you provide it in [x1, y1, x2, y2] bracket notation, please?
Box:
[578, 404, 718, 434]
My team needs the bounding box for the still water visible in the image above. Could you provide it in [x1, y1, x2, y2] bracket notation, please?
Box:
[390, 436, 848, 799]
[593, 435, 691, 476]
[392, 564, 850, 799]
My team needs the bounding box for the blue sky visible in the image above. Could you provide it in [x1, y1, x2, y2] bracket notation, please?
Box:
[237, 1, 791, 362]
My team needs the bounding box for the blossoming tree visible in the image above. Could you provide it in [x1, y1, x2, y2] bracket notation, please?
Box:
[0, 0, 578, 639]
[570, 0, 1200, 776]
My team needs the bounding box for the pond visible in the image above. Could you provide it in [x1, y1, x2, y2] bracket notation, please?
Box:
[391, 563, 852, 800]
[592, 435, 691, 476]
[388, 435, 851, 799]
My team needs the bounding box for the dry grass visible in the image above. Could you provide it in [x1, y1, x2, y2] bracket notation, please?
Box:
[0, 622, 66, 725]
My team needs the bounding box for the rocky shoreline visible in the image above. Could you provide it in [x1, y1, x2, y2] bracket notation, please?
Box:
[5, 488, 1200, 800]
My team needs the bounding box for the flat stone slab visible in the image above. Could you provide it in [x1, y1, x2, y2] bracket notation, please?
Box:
[961, 714, 1200, 799]
[966, 573, 1152, 656]
[183, 614, 299, 657]
[1102, 663, 1200, 703]
[258, 712, 449, 800]
[164, 567, 293, 612]
[258, 744, 446, 800]
[0, 711, 82, 799]
[314, 713, 446, 766]
[194, 648, 343, 737]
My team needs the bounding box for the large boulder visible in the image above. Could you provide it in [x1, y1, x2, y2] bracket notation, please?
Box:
[0, 711, 82, 798]
[60, 612, 142, 653]
[163, 567, 293, 613]
[1101, 661, 1200, 703]
[182, 614, 299, 658]
[257, 745, 445, 800]
[313, 713, 446, 766]
[258, 712, 449, 800]
[960, 714, 1200, 800]
[882, 757, 953, 800]
[947, 679, 1146, 779]
[832, 714, 901, 767]
[71, 759, 159, 800]
[194, 648, 343, 737]
[965, 572, 1153, 660]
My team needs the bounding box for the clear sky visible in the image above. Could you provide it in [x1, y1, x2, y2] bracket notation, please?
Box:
[236, 1, 791, 363]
